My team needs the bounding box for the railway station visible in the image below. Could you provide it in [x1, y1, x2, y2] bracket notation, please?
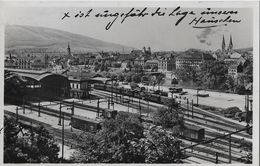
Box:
[4, 68, 253, 164]
[5, 68, 70, 100]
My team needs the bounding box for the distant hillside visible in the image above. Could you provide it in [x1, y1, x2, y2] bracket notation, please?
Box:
[5, 25, 134, 53]
[234, 47, 253, 54]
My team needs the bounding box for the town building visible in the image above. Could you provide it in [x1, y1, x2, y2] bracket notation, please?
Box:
[145, 59, 159, 69]
[68, 77, 91, 99]
[134, 56, 146, 66]
[66, 71, 107, 99]
[158, 54, 176, 71]
[221, 35, 247, 79]
[17, 55, 33, 69]
[175, 49, 215, 69]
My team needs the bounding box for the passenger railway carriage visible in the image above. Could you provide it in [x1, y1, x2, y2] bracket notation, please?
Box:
[93, 83, 176, 105]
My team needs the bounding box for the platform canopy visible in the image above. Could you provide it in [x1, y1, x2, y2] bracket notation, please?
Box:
[5, 68, 67, 82]
[90, 77, 112, 84]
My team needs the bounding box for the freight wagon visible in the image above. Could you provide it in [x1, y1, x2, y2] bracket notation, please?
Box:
[71, 115, 101, 133]
[180, 124, 205, 141]
[141, 117, 205, 141]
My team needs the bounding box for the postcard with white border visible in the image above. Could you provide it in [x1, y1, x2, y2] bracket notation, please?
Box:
[0, 1, 259, 165]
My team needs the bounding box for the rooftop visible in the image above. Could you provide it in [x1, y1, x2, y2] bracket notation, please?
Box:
[5, 68, 66, 81]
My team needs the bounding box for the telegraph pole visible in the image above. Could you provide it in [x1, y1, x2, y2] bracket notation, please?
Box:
[187, 98, 189, 117]
[229, 134, 232, 163]
[215, 152, 219, 164]
[139, 94, 141, 117]
[191, 100, 194, 118]
[16, 107, 19, 122]
[97, 98, 100, 118]
[127, 100, 130, 112]
[71, 100, 74, 115]
[38, 100, 41, 117]
[108, 97, 110, 109]
[58, 102, 62, 125]
[196, 89, 199, 106]
[23, 97, 25, 114]
[61, 112, 64, 162]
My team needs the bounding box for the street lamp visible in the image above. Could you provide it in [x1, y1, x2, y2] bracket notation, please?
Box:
[196, 88, 203, 106]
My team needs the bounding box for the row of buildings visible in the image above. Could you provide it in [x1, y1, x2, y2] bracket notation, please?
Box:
[5, 35, 253, 81]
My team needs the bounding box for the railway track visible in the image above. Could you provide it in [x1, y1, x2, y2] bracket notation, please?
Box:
[4, 109, 84, 148]
[92, 89, 251, 139]
[5, 91, 251, 164]
[5, 105, 248, 164]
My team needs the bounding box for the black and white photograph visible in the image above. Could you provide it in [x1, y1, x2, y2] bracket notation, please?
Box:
[1, 1, 259, 165]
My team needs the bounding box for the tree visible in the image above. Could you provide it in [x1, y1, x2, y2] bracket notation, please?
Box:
[100, 62, 108, 72]
[243, 59, 253, 75]
[94, 62, 100, 72]
[235, 84, 246, 95]
[152, 106, 184, 131]
[126, 61, 133, 71]
[149, 76, 157, 90]
[132, 74, 142, 83]
[70, 112, 183, 163]
[141, 75, 149, 84]
[204, 61, 227, 89]
[223, 76, 235, 92]
[239, 152, 252, 164]
[151, 66, 158, 72]
[156, 74, 165, 91]
[144, 64, 151, 69]
[4, 72, 27, 103]
[71, 112, 145, 163]
[113, 63, 122, 68]
[4, 116, 60, 163]
[130, 82, 139, 90]
[125, 72, 133, 82]
[140, 125, 183, 163]
[175, 65, 199, 84]
[117, 74, 125, 82]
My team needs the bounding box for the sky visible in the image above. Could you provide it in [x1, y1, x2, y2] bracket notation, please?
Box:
[3, 5, 254, 51]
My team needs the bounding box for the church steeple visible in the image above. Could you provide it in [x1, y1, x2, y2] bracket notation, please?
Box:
[222, 35, 226, 52]
[228, 35, 233, 51]
[67, 43, 71, 56]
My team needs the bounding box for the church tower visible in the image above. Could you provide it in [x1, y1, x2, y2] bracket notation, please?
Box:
[222, 35, 226, 52]
[67, 43, 71, 56]
[228, 35, 233, 52]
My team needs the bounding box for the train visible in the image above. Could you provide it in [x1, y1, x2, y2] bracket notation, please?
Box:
[169, 87, 183, 93]
[93, 83, 176, 105]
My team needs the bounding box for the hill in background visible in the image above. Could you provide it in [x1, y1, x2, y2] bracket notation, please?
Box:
[5, 25, 134, 53]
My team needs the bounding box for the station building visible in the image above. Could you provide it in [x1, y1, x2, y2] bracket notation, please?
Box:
[5, 68, 70, 100]
[66, 71, 111, 99]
